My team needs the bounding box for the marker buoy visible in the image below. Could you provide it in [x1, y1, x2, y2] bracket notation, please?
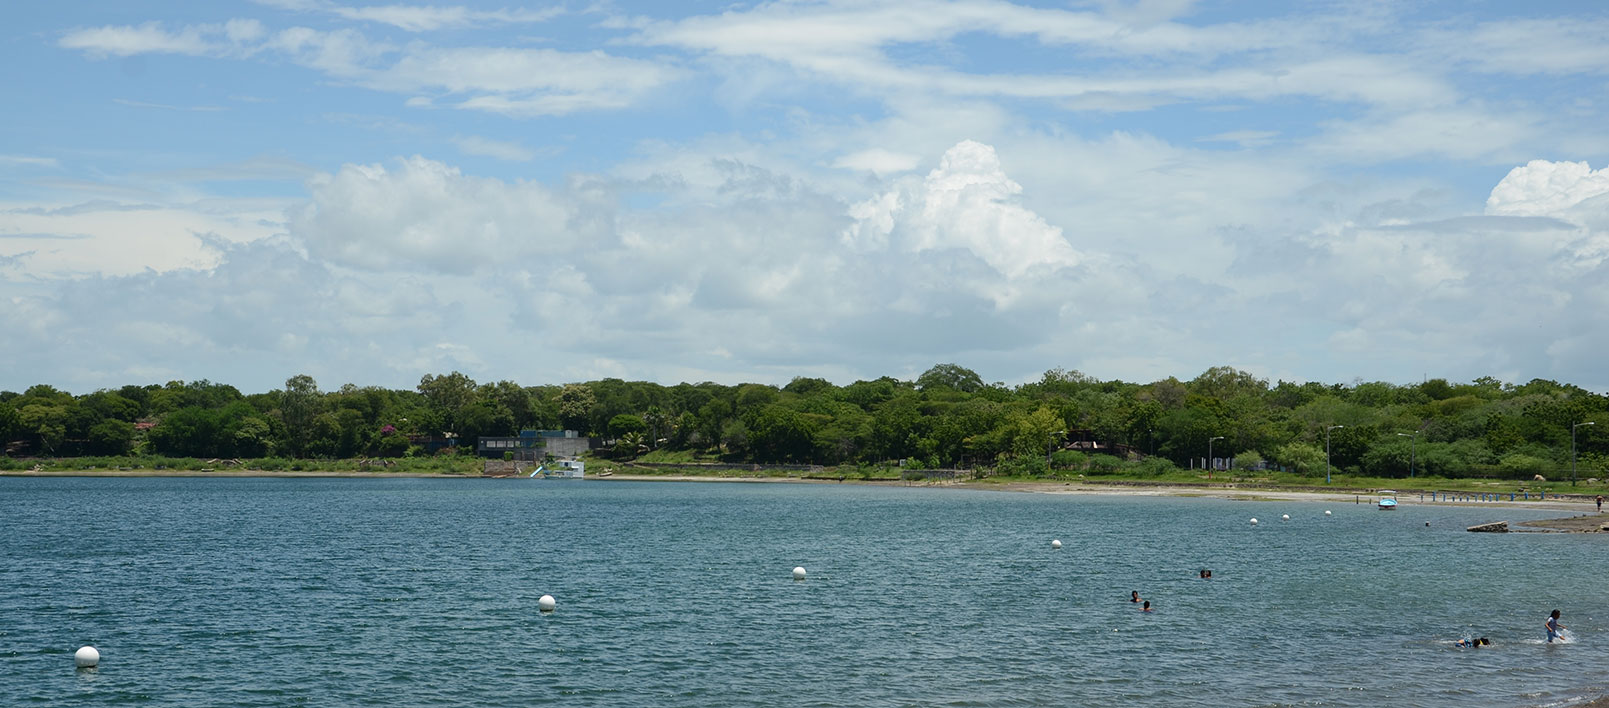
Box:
[1250, 518, 1259, 525]
[538, 594, 556, 612]
[1051, 539, 1062, 549]
[792, 566, 807, 580]
[1281, 514, 1290, 521]
[75, 646, 99, 668]
[1324, 510, 1332, 516]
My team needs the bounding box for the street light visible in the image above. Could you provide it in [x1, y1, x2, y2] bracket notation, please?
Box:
[1397, 431, 1418, 478]
[1326, 425, 1344, 484]
[1573, 421, 1596, 487]
[1208, 436, 1224, 478]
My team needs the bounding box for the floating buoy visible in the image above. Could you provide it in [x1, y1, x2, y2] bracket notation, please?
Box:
[75, 646, 99, 668]
[1051, 539, 1062, 549]
[792, 566, 807, 580]
[538, 594, 556, 612]
[1281, 514, 1290, 521]
[1250, 518, 1259, 525]
[1324, 510, 1332, 516]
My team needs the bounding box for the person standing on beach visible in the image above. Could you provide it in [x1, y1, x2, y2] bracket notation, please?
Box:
[1597, 495, 1603, 513]
[1547, 610, 1566, 643]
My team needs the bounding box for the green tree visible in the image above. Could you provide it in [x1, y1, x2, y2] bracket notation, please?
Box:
[557, 383, 595, 432]
[86, 419, 135, 455]
[608, 414, 647, 438]
[917, 363, 984, 393]
[281, 374, 322, 457]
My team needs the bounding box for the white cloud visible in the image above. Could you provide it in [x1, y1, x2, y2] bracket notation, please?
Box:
[255, 0, 563, 32]
[1487, 160, 1609, 218]
[291, 156, 589, 273]
[832, 148, 919, 175]
[0, 155, 60, 169]
[62, 21, 678, 118]
[59, 21, 218, 57]
[844, 140, 1078, 282]
[0, 199, 287, 279]
[450, 135, 537, 162]
[375, 47, 680, 116]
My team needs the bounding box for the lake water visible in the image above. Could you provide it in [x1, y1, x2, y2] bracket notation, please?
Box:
[2, 477, 1606, 707]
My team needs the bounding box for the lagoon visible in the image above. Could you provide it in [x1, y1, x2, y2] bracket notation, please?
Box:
[2, 477, 1605, 706]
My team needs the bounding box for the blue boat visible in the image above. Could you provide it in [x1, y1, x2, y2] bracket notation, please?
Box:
[1378, 490, 1398, 510]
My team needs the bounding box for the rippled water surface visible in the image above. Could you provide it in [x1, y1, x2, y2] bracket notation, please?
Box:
[3, 477, 1607, 707]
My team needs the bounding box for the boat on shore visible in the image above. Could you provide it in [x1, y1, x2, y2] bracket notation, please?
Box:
[1378, 490, 1398, 510]
[529, 459, 585, 479]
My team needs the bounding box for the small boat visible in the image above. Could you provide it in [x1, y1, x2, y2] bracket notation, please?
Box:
[1378, 490, 1398, 510]
[529, 459, 586, 479]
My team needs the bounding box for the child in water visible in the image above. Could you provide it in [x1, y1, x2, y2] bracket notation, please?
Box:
[1547, 610, 1566, 643]
[1141, 600, 1153, 612]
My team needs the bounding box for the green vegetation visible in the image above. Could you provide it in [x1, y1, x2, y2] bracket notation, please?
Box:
[2, 366, 1606, 491]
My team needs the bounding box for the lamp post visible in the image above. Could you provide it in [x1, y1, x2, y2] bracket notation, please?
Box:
[1397, 431, 1417, 478]
[1326, 425, 1344, 484]
[1208, 435, 1224, 478]
[1573, 421, 1596, 487]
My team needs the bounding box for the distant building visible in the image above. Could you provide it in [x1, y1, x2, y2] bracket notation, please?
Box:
[476, 430, 603, 459]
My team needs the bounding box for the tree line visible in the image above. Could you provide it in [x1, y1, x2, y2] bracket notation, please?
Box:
[1, 365, 1605, 479]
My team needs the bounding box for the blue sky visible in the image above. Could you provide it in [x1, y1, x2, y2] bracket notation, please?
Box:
[5, 0, 1609, 394]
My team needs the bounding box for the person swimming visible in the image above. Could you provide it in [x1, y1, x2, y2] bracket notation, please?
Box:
[1141, 600, 1153, 612]
[1455, 637, 1490, 648]
[1130, 590, 1141, 603]
[1199, 569, 1212, 579]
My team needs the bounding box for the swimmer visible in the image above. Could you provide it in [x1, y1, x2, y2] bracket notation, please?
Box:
[1547, 610, 1566, 643]
[1131, 590, 1141, 603]
[1141, 600, 1153, 612]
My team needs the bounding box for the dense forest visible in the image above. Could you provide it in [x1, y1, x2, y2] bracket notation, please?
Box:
[2, 365, 1605, 480]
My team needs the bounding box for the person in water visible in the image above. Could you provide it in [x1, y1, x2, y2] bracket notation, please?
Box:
[1199, 569, 1212, 579]
[1130, 590, 1141, 603]
[1455, 637, 1491, 648]
[1141, 600, 1153, 612]
[1547, 610, 1566, 643]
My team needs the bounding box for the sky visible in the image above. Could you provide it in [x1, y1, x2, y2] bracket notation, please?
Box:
[4, 0, 1609, 395]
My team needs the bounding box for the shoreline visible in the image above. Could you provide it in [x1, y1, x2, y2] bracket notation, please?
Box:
[7, 468, 1604, 528]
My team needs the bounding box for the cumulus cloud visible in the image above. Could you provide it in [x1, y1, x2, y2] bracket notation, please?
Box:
[290, 156, 601, 273]
[844, 140, 1079, 281]
[1486, 160, 1609, 217]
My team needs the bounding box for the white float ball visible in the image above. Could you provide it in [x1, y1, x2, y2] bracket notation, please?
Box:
[1282, 514, 1290, 521]
[538, 594, 556, 612]
[1324, 510, 1332, 516]
[75, 646, 99, 668]
[1250, 518, 1258, 525]
[792, 566, 807, 580]
[1051, 539, 1062, 549]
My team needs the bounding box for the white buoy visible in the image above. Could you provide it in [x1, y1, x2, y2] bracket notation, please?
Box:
[538, 594, 556, 612]
[792, 566, 807, 580]
[1324, 510, 1332, 516]
[1051, 539, 1062, 549]
[75, 646, 99, 668]
[1281, 514, 1290, 521]
[1250, 518, 1258, 525]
